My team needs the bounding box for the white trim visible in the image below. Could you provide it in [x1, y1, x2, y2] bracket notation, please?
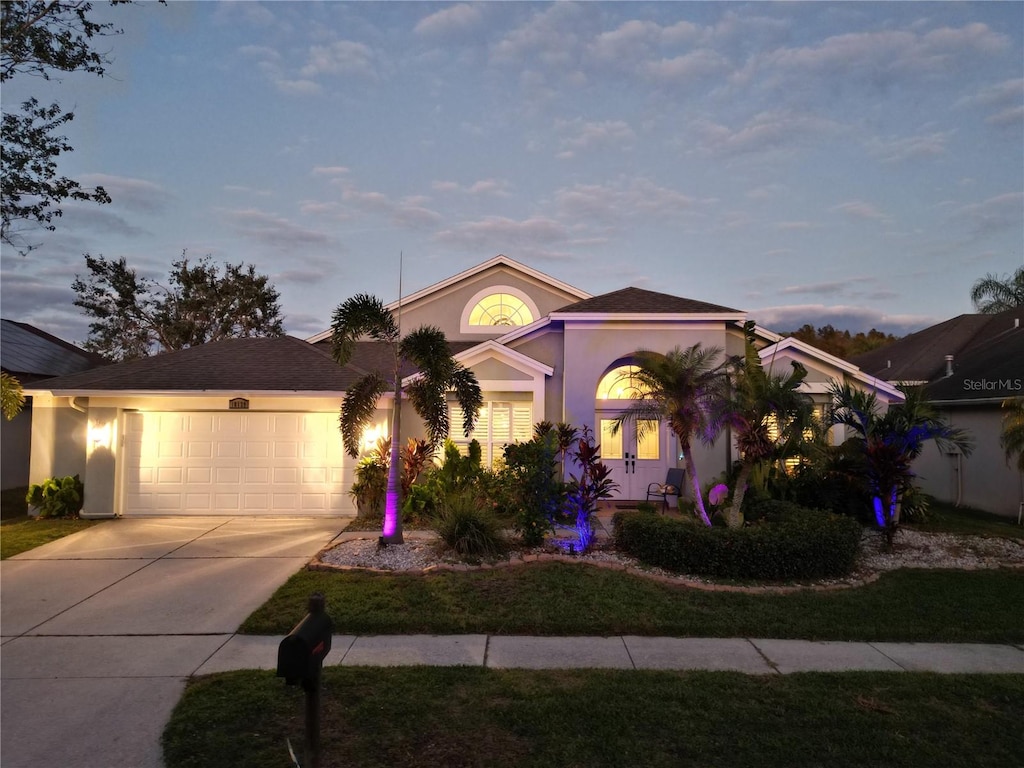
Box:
[551, 312, 747, 324]
[305, 255, 590, 343]
[758, 339, 904, 401]
[389, 254, 591, 311]
[23, 388, 355, 398]
[459, 285, 541, 334]
[452, 339, 555, 377]
[493, 316, 555, 344]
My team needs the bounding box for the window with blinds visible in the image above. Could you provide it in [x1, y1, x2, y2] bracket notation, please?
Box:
[449, 401, 533, 467]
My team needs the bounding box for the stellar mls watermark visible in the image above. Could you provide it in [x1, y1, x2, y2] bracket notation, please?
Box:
[962, 378, 1023, 392]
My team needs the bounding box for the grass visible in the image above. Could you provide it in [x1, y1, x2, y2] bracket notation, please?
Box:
[1, 515, 100, 559]
[163, 667, 1024, 768]
[905, 500, 1023, 539]
[240, 564, 1024, 643]
[1, 483, 100, 559]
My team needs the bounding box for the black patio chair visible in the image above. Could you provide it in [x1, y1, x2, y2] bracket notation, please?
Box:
[646, 467, 685, 512]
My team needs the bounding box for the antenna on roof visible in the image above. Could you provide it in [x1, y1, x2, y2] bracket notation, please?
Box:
[397, 250, 403, 336]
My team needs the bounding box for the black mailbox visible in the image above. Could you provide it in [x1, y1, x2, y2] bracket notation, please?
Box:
[277, 593, 333, 686]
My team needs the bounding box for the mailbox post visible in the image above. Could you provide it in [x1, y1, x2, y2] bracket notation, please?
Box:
[277, 593, 332, 768]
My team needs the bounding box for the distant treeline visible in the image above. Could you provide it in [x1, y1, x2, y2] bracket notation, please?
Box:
[782, 324, 900, 360]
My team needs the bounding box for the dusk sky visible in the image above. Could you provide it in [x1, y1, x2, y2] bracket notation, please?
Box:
[2, 1, 1022, 346]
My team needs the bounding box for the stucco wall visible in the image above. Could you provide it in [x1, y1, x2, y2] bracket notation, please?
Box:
[1, 401, 32, 490]
[28, 394, 87, 487]
[398, 266, 581, 341]
[914, 405, 1023, 518]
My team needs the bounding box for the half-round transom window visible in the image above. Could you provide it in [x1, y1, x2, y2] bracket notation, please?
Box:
[469, 293, 534, 327]
[596, 365, 651, 400]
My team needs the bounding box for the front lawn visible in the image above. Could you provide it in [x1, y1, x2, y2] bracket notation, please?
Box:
[905, 500, 1023, 539]
[0, 515, 99, 559]
[163, 667, 1024, 768]
[240, 564, 1024, 643]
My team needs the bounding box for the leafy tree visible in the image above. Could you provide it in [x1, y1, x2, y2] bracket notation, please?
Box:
[72, 253, 284, 361]
[615, 344, 728, 527]
[1, 1, 129, 253]
[330, 293, 482, 544]
[1001, 397, 1024, 473]
[829, 381, 973, 545]
[718, 322, 814, 527]
[785, 324, 899, 359]
[1, 371, 27, 420]
[971, 266, 1024, 314]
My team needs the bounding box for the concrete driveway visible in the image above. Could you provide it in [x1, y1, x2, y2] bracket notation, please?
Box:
[1, 516, 346, 768]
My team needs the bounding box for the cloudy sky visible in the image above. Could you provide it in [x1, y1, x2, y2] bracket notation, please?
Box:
[2, 1, 1021, 345]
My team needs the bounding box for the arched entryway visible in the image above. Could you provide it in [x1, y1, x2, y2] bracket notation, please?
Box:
[595, 363, 672, 501]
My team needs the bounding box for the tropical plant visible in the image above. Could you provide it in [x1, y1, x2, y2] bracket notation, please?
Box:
[716, 322, 814, 527]
[1001, 397, 1024, 473]
[433, 489, 507, 558]
[829, 381, 973, 545]
[564, 426, 618, 552]
[26, 474, 84, 518]
[1, 371, 26, 420]
[501, 431, 564, 546]
[534, 420, 579, 476]
[331, 293, 482, 544]
[615, 344, 728, 527]
[970, 266, 1024, 314]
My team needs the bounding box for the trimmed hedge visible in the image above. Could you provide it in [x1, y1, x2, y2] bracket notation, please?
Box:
[612, 506, 862, 581]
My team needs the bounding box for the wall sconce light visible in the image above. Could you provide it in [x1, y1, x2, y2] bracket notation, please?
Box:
[359, 421, 388, 454]
[89, 422, 112, 450]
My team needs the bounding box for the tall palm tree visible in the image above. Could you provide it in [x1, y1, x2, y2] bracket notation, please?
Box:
[616, 344, 727, 527]
[829, 381, 973, 539]
[971, 266, 1024, 314]
[331, 293, 482, 544]
[718, 323, 814, 527]
[1001, 397, 1024, 473]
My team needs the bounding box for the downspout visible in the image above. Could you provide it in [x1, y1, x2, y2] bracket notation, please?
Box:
[69, 396, 87, 413]
[955, 452, 963, 508]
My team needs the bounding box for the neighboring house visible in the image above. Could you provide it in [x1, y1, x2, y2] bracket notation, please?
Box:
[1, 320, 106, 490]
[25, 255, 903, 518]
[851, 308, 1024, 518]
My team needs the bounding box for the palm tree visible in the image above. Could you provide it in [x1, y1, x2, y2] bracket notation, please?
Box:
[829, 381, 973, 542]
[1001, 397, 1024, 473]
[616, 344, 727, 527]
[971, 266, 1024, 314]
[1, 371, 25, 421]
[331, 293, 482, 544]
[718, 323, 814, 527]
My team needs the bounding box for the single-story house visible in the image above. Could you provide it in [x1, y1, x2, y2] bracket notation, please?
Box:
[25, 255, 902, 518]
[1, 319, 106, 490]
[851, 307, 1024, 518]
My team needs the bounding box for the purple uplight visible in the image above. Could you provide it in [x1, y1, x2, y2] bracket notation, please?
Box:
[382, 490, 400, 539]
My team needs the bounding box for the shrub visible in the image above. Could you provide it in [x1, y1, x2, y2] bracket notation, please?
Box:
[613, 505, 862, 581]
[26, 475, 84, 518]
[501, 433, 564, 546]
[433, 490, 507, 558]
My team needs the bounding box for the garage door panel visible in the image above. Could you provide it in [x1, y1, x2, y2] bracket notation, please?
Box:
[122, 411, 351, 516]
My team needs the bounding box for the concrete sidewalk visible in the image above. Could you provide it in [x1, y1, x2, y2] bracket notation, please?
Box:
[197, 633, 1024, 675]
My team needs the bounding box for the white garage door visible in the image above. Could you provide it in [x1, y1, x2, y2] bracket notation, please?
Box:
[122, 411, 352, 516]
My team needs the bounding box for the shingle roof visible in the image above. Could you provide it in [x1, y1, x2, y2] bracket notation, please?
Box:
[27, 336, 362, 392]
[851, 308, 1023, 383]
[555, 287, 740, 314]
[311, 339, 480, 380]
[926, 320, 1024, 401]
[1, 319, 105, 382]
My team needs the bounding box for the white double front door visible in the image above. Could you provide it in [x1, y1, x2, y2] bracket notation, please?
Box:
[596, 415, 669, 500]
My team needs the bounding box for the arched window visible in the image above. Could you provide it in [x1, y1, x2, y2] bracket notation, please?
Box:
[468, 293, 534, 327]
[596, 365, 651, 400]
